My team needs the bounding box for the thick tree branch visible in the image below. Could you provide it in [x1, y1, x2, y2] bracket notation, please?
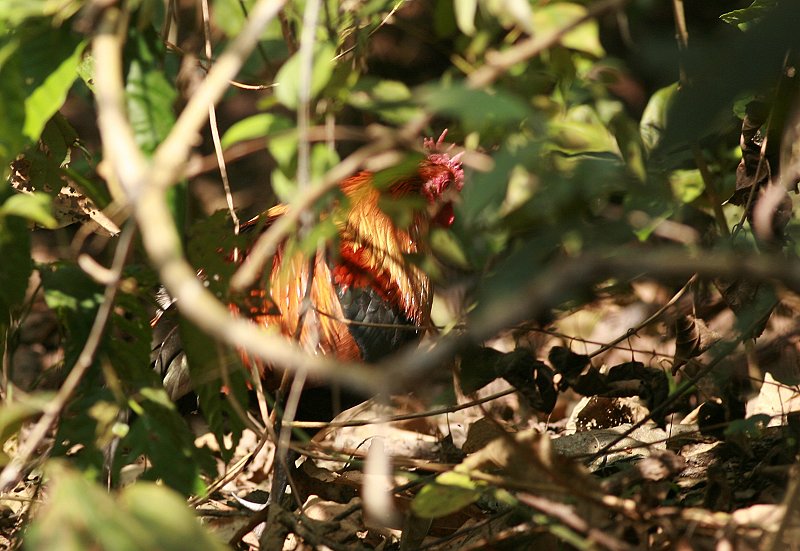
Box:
[376, 248, 800, 388]
[92, 3, 380, 392]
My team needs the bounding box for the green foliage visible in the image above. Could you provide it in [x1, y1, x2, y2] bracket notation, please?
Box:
[41, 263, 104, 367]
[1, 193, 57, 227]
[123, 388, 216, 495]
[220, 112, 294, 150]
[0, 208, 33, 362]
[27, 462, 227, 551]
[275, 41, 337, 109]
[347, 78, 416, 124]
[18, 24, 85, 143]
[720, 0, 778, 30]
[0, 398, 47, 465]
[532, 2, 604, 57]
[0, 21, 80, 175]
[421, 82, 532, 133]
[179, 315, 247, 463]
[184, 212, 249, 459]
[3, 0, 800, 546]
[411, 470, 484, 518]
[0, 21, 84, 173]
[41, 261, 214, 494]
[0, 1, 83, 26]
[124, 28, 177, 155]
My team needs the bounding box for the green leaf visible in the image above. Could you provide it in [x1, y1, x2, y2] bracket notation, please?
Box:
[371, 153, 424, 191]
[532, 3, 604, 57]
[411, 471, 483, 519]
[484, 0, 534, 34]
[18, 25, 85, 142]
[26, 462, 228, 551]
[220, 112, 293, 149]
[269, 130, 299, 171]
[430, 227, 470, 270]
[0, 213, 32, 320]
[41, 264, 102, 313]
[0, 0, 83, 26]
[183, 212, 249, 460]
[366, 79, 412, 103]
[275, 41, 336, 109]
[0, 22, 83, 168]
[125, 29, 177, 154]
[76, 51, 95, 91]
[640, 82, 678, 154]
[120, 483, 229, 551]
[211, 0, 250, 37]
[310, 142, 339, 181]
[271, 168, 296, 203]
[179, 315, 247, 463]
[461, 138, 540, 220]
[107, 283, 155, 387]
[720, 0, 778, 30]
[41, 262, 103, 368]
[421, 82, 531, 132]
[124, 390, 216, 495]
[347, 78, 416, 125]
[0, 38, 29, 173]
[725, 414, 770, 437]
[550, 107, 619, 155]
[0, 192, 57, 227]
[187, 210, 246, 298]
[669, 169, 704, 203]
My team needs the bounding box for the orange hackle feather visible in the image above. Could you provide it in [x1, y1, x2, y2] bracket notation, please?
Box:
[230, 132, 465, 387]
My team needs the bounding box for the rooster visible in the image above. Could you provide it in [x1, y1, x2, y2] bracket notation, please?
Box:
[152, 131, 465, 414]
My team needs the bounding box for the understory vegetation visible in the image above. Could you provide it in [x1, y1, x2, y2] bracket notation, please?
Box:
[2, 0, 800, 549]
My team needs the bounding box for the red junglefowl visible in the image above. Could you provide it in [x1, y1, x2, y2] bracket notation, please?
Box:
[151, 131, 465, 418]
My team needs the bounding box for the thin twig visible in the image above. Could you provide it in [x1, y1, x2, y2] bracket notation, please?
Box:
[673, 1, 730, 239]
[761, 464, 800, 551]
[732, 116, 773, 238]
[588, 275, 696, 359]
[419, 511, 513, 550]
[201, 0, 240, 235]
[268, 0, 325, 514]
[332, 0, 407, 61]
[468, 0, 629, 89]
[672, 0, 688, 84]
[517, 492, 634, 551]
[589, 300, 775, 462]
[286, 387, 516, 430]
[189, 423, 275, 508]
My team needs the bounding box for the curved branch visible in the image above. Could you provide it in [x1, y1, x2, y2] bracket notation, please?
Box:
[375, 248, 800, 388]
[92, 3, 381, 392]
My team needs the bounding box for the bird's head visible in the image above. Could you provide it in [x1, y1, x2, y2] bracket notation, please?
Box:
[417, 130, 465, 227]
